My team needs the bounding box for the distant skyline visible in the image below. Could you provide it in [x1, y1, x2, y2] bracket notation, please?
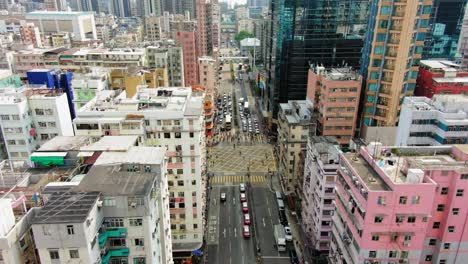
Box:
[220, 0, 247, 7]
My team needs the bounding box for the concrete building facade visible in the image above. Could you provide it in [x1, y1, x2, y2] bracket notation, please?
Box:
[72, 87, 206, 252]
[301, 136, 340, 255]
[277, 100, 315, 194]
[306, 67, 362, 146]
[395, 95, 468, 146]
[330, 143, 468, 264]
[25, 11, 97, 41]
[176, 31, 199, 86]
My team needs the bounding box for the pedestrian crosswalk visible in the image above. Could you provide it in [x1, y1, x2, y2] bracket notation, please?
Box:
[210, 175, 267, 184]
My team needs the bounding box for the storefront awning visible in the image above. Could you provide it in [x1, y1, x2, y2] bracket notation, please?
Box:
[31, 152, 67, 166]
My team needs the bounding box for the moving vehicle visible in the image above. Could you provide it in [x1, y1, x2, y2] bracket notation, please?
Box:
[244, 214, 251, 225]
[284, 226, 293, 242]
[277, 199, 285, 211]
[225, 115, 232, 130]
[220, 193, 226, 202]
[242, 202, 248, 213]
[275, 191, 282, 200]
[274, 224, 287, 252]
[243, 225, 251, 238]
[240, 193, 247, 202]
[239, 98, 245, 104]
[244, 102, 249, 114]
[239, 183, 246, 192]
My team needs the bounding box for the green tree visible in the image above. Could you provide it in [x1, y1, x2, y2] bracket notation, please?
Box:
[235, 30, 254, 44]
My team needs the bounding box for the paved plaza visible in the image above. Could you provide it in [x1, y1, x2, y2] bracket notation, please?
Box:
[207, 144, 276, 175]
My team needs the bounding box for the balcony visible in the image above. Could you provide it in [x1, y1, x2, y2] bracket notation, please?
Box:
[99, 228, 128, 248]
[102, 248, 130, 264]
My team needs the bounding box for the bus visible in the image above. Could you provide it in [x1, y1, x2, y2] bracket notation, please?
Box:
[244, 102, 249, 114]
[225, 115, 232, 130]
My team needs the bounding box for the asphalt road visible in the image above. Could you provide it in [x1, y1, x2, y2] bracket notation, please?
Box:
[207, 185, 255, 264]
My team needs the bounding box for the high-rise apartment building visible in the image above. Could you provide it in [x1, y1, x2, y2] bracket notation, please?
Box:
[302, 136, 340, 256]
[110, 0, 132, 17]
[161, 0, 196, 18]
[264, 0, 370, 119]
[73, 87, 206, 253]
[44, 0, 67, 11]
[361, 0, 433, 128]
[19, 23, 42, 48]
[330, 143, 468, 264]
[143, 0, 161, 16]
[146, 43, 185, 87]
[31, 146, 173, 264]
[176, 31, 199, 86]
[0, 88, 74, 166]
[196, 0, 219, 56]
[306, 67, 362, 146]
[277, 100, 315, 193]
[423, 0, 466, 59]
[459, 4, 468, 66]
[395, 95, 468, 146]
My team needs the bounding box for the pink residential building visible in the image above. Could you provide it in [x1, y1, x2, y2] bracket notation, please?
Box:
[176, 31, 199, 86]
[302, 136, 340, 256]
[330, 142, 468, 264]
[307, 67, 361, 146]
[196, 0, 220, 56]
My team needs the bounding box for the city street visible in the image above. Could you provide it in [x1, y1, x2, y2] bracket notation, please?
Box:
[205, 62, 290, 264]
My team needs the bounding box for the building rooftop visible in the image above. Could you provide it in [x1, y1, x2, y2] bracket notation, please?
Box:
[32, 191, 100, 224]
[80, 136, 138, 152]
[420, 60, 462, 70]
[75, 164, 158, 196]
[279, 100, 312, 125]
[403, 95, 468, 114]
[344, 144, 468, 191]
[313, 66, 361, 81]
[93, 146, 165, 166]
[78, 87, 203, 117]
[38, 136, 95, 152]
[26, 11, 94, 17]
[240, 38, 260, 47]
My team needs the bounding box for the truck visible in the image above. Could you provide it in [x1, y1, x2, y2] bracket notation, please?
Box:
[274, 224, 287, 252]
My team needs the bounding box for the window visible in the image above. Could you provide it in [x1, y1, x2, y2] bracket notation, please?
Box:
[134, 257, 146, 264]
[440, 260, 446, 264]
[396, 216, 404, 223]
[429, 239, 437, 246]
[35, 109, 44, 115]
[109, 238, 126, 247]
[372, 235, 379, 241]
[69, 249, 79, 259]
[399, 196, 407, 204]
[11, 115, 19, 120]
[177, 180, 184, 186]
[404, 235, 412, 241]
[407, 216, 416, 223]
[164, 133, 170, 139]
[369, 251, 377, 258]
[456, 189, 464, 197]
[193, 224, 198, 229]
[38, 122, 47, 128]
[448, 226, 455, 232]
[190, 145, 195, 150]
[128, 197, 144, 207]
[374, 216, 384, 223]
[189, 132, 194, 138]
[130, 218, 143, 226]
[388, 250, 397, 258]
[67, 225, 74, 235]
[425, 255, 432, 261]
[437, 204, 445, 212]
[441, 187, 449, 195]
[103, 197, 116, 206]
[433, 222, 440, 229]
[192, 180, 196, 185]
[444, 243, 450, 249]
[134, 238, 144, 246]
[49, 249, 59, 260]
[0, 115, 10, 120]
[461, 174, 468, 180]
[453, 208, 460, 215]
[412, 196, 420, 204]
[106, 218, 124, 228]
[175, 132, 181, 138]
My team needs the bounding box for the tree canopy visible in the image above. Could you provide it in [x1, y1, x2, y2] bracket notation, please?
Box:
[235, 30, 254, 44]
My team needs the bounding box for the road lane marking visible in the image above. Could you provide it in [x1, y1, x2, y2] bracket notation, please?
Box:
[268, 207, 271, 217]
[234, 228, 237, 238]
[262, 218, 266, 227]
[223, 228, 226, 238]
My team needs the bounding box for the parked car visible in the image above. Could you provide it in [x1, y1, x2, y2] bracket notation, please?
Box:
[242, 202, 248, 213]
[279, 210, 288, 225]
[244, 214, 251, 225]
[284, 226, 292, 242]
[243, 225, 251, 238]
[220, 193, 226, 202]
